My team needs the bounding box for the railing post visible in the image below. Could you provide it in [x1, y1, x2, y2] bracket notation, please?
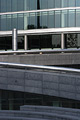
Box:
[12, 28, 17, 51]
[24, 35, 28, 50]
[61, 33, 65, 49]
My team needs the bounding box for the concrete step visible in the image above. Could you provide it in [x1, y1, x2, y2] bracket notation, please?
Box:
[20, 105, 80, 117]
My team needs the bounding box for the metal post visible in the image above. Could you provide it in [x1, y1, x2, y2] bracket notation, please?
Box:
[12, 28, 17, 51]
[24, 35, 28, 50]
[61, 33, 65, 49]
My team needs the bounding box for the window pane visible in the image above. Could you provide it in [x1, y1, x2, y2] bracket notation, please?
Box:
[30, 0, 37, 10]
[55, 11, 61, 28]
[18, 14, 24, 30]
[68, 10, 75, 27]
[29, 12, 36, 29]
[17, 0, 24, 11]
[76, 0, 80, 7]
[6, 0, 11, 12]
[37, 0, 41, 9]
[76, 9, 80, 27]
[62, 0, 68, 7]
[6, 14, 12, 31]
[48, 11, 54, 28]
[36, 12, 42, 28]
[41, 0, 48, 9]
[61, 10, 68, 27]
[55, 0, 61, 8]
[24, 13, 29, 30]
[24, 0, 30, 10]
[69, 0, 75, 7]
[1, 15, 6, 31]
[12, 0, 17, 12]
[12, 14, 18, 29]
[1, 0, 6, 12]
[48, 0, 54, 8]
[52, 34, 61, 49]
[42, 11, 48, 28]
[18, 36, 24, 49]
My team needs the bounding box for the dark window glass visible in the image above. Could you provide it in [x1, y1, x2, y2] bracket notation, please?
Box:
[12, 0, 17, 12]
[62, 0, 68, 7]
[6, 0, 11, 12]
[36, 12, 42, 28]
[29, 13, 36, 29]
[18, 36, 24, 49]
[18, 14, 24, 30]
[6, 14, 12, 31]
[41, 0, 48, 9]
[1, 15, 6, 31]
[41, 11, 48, 28]
[1, 0, 6, 12]
[76, 0, 80, 7]
[12, 14, 18, 29]
[69, 0, 75, 7]
[55, 0, 61, 8]
[76, 9, 80, 27]
[30, 0, 37, 10]
[17, 0, 24, 11]
[48, 11, 54, 28]
[48, 0, 54, 9]
[55, 11, 61, 28]
[61, 10, 68, 27]
[68, 10, 75, 27]
[24, 0, 30, 10]
[52, 34, 61, 49]
[24, 13, 29, 30]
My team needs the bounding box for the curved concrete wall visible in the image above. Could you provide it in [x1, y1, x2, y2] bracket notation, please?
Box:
[0, 67, 80, 101]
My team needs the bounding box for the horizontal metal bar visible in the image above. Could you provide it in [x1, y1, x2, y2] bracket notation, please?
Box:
[0, 48, 80, 55]
[0, 62, 80, 73]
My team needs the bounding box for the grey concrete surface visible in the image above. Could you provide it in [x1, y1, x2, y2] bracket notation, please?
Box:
[0, 67, 80, 101]
[0, 53, 80, 65]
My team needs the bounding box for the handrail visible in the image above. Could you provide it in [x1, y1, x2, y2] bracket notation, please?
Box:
[0, 48, 80, 55]
[0, 62, 80, 73]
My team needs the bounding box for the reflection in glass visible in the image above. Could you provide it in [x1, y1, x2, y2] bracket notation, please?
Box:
[76, 0, 80, 7]
[48, 11, 54, 28]
[61, 10, 68, 27]
[17, 0, 24, 11]
[1, 15, 6, 31]
[12, 0, 17, 12]
[18, 14, 24, 30]
[62, 0, 68, 7]
[55, 11, 61, 28]
[18, 36, 24, 49]
[12, 14, 18, 30]
[6, 15, 12, 31]
[36, 12, 42, 28]
[24, 13, 28, 30]
[69, 0, 75, 7]
[1, 0, 6, 12]
[55, 0, 61, 8]
[76, 9, 80, 27]
[6, 0, 11, 12]
[30, 0, 37, 10]
[29, 13, 36, 29]
[41, 0, 48, 9]
[48, 0, 54, 8]
[68, 10, 75, 27]
[24, 0, 30, 10]
[42, 11, 48, 28]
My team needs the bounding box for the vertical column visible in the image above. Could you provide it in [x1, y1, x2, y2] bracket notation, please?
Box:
[61, 33, 65, 49]
[24, 35, 28, 50]
[12, 28, 17, 51]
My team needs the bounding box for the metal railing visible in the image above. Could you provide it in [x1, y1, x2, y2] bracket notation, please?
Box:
[0, 48, 80, 55]
[0, 62, 80, 73]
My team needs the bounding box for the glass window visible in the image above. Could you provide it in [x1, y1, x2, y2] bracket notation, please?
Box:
[68, 9, 75, 27]
[18, 13, 24, 30]
[24, 0, 30, 10]
[62, 0, 68, 7]
[30, 0, 37, 10]
[29, 12, 36, 29]
[41, 0, 48, 9]
[55, 11, 61, 28]
[18, 36, 24, 49]
[24, 13, 29, 30]
[76, 9, 80, 27]
[55, 0, 61, 8]
[1, 15, 6, 31]
[52, 34, 61, 49]
[37, 0, 41, 9]
[48, 11, 54, 28]
[12, 0, 17, 12]
[6, 0, 11, 12]
[12, 14, 18, 29]
[76, 0, 80, 7]
[61, 10, 68, 27]
[41, 11, 48, 28]
[17, 0, 24, 11]
[48, 0, 54, 9]
[36, 12, 42, 28]
[68, 0, 75, 7]
[77, 34, 80, 48]
[6, 14, 12, 31]
[1, 0, 6, 12]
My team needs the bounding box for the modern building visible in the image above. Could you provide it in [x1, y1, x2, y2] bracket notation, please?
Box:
[0, 0, 80, 111]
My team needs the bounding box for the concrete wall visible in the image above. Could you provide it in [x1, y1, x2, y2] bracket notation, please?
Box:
[0, 52, 80, 65]
[0, 67, 80, 101]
